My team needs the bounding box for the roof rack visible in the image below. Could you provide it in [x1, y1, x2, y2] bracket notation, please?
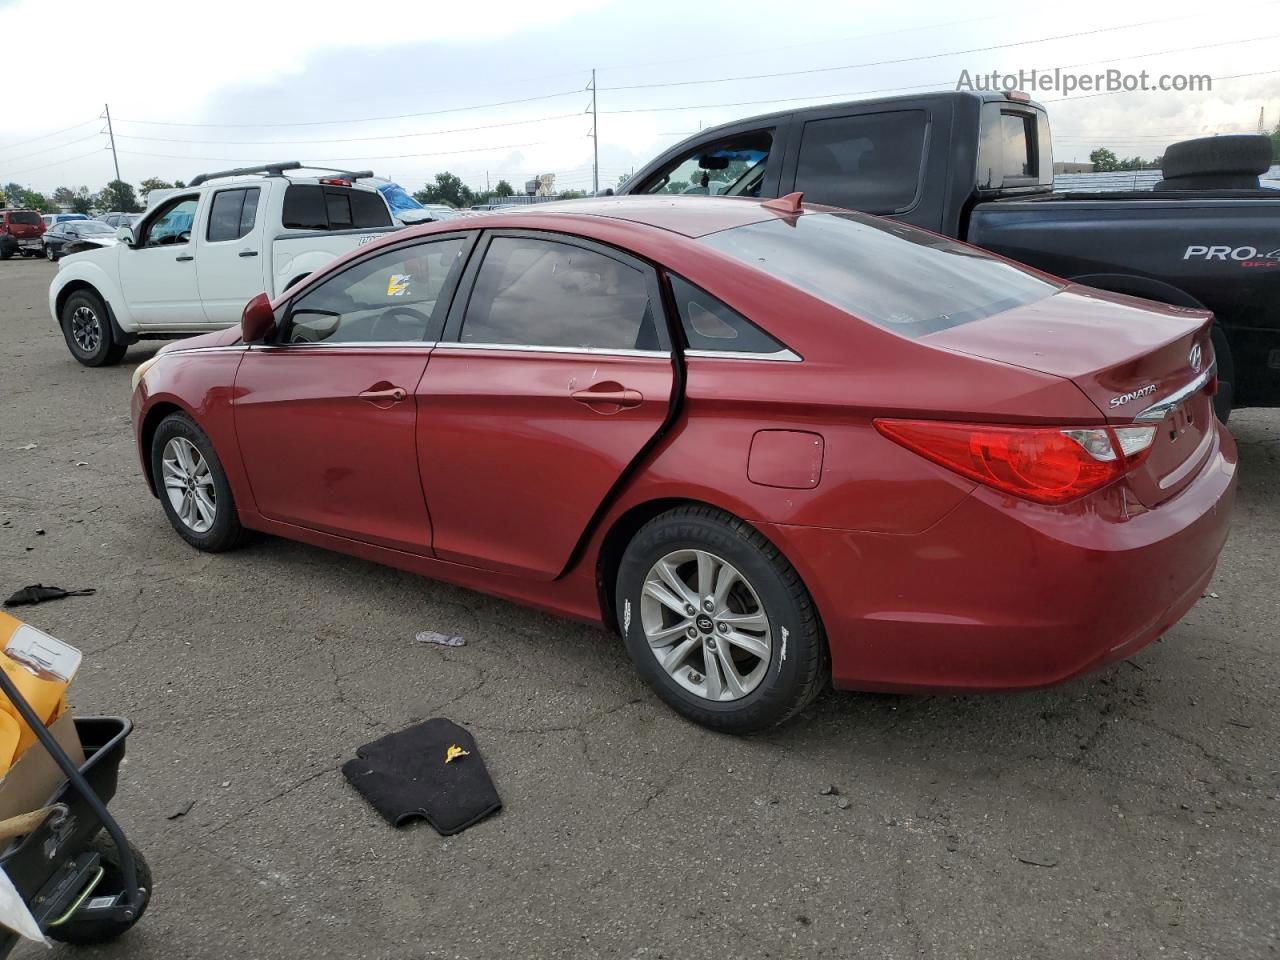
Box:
[187, 162, 377, 187]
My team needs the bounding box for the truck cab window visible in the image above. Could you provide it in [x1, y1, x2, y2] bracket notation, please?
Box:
[637, 131, 773, 198]
[141, 196, 199, 247]
[794, 110, 927, 214]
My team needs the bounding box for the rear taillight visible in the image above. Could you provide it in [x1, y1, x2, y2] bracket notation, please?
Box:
[874, 420, 1157, 505]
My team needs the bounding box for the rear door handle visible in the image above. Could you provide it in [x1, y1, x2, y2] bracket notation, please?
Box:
[571, 384, 643, 410]
[175, 254, 194, 262]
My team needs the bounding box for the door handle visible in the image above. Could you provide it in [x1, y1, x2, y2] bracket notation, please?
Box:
[358, 385, 407, 405]
[238, 250, 258, 258]
[175, 254, 194, 262]
[571, 383, 643, 411]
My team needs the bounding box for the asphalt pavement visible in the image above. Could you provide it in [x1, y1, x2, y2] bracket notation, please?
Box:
[2, 256, 1277, 959]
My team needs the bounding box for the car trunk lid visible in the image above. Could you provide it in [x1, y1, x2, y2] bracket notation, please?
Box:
[926, 285, 1216, 507]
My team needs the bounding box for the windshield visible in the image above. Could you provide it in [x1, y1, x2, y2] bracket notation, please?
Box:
[10, 212, 42, 226]
[701, 212, 1059, 338]
[375, 182, 428, 219]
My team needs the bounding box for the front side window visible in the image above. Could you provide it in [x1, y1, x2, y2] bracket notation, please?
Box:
[794, 110, 927, 214]
[141, 197, 198, 247]
[460, 236, 658, 351]
[669, 274, 788, 355]
[637, 130, 773, 198]
[206, 187, 261, 242]
[702, 212, 1058, 338]
[284, 237, 466, 345]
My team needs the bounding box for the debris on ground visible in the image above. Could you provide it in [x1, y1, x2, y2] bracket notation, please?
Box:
[16, 443, 36, 451]
[166, 800, 195, 820]
[415, 631, 466, 647]
[4, 584, 97, 607]
[818, 784, 839, 796]
[836, 797, 851, 810]
[1015, 852, 1058, 868]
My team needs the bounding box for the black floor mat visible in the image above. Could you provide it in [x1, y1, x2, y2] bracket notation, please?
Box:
[342, 719, 501, 836]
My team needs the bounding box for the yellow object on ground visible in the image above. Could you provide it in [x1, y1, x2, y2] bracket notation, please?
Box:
[444, 745, 470, 764]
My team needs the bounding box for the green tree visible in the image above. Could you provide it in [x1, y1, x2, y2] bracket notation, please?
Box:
[98, 180, 141, 213]
[20, 190, 56, 213]
[2, 182, 23, 206]
[52, 186, 77, 209]
[616, 172, 632, 188]
[69, 187, 96, 215]
[494, 179, 514, 198]
[1271, 122, 1280, 162]
[139, 177, 175, 196]
[1089, 148, 1119, 172]
[413, 172, 474, 208]
[558, 190, 586, 200]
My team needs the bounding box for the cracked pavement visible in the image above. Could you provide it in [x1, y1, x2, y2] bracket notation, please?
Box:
[2, 258, 1277, 959]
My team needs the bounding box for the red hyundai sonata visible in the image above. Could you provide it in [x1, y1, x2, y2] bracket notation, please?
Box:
[130, 195, 1236, 732]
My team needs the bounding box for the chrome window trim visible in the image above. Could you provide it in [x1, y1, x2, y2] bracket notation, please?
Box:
[684, 348, 803, 362]
[165, 344, 249, 355]
[436, 342, 670, 358]
[252, 341, 438, 350]
[1133, 362, 1216, 422]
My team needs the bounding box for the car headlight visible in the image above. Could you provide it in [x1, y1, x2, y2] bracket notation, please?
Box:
[131, 355, 160, 392]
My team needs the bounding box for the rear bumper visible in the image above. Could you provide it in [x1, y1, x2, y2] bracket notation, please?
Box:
[763, 421, 1238, 693]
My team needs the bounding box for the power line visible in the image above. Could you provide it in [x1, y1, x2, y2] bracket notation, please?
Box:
[115, 137, 577, 166]
[0, 118, 100, 156]
[112, 88, 586, 129]
[1, 146, 110, 179]
[110, 112, 582, 146]
[595, 7, 1264, 93]
[0, 132, 103, 166]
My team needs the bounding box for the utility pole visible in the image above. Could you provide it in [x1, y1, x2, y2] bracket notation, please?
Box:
[590, 69, 599, 196]
[486, 170, 490, 193]
[103, 103, 121, 182]
[1259, 107, 1266, 135]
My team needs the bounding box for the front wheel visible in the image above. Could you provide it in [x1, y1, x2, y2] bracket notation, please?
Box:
[60, 289, 126, 366]
[150, 412, 245, 552]
[46, 244, 58, 262]
[615, 506, 827, 733]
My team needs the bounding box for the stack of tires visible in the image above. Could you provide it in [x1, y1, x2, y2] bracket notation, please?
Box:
[1156, 135, 1273, 191]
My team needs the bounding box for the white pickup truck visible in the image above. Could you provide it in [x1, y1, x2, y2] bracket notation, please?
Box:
[48, 163, 404, 366]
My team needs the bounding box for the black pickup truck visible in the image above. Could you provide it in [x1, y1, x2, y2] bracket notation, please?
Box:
[618, 91, 1279, 418]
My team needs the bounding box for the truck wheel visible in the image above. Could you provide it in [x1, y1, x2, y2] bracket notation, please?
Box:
[45, 832, 151, 945]
[1211, 325, 1234, 423]
[1161, 135, 1271, 180]
[60, 290, 127, 367]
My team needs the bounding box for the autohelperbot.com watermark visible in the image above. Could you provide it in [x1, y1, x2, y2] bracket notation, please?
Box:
[956, 68, 1212, 98]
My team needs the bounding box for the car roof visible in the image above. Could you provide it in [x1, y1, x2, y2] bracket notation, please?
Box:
[456, 195, 781, 239]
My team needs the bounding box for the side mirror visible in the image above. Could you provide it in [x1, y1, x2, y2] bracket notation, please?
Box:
[240, 292, 276, 343]
[115, 225, 135, 246]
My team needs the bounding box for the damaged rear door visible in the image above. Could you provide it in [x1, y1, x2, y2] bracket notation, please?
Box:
[416, 230, 675, 579]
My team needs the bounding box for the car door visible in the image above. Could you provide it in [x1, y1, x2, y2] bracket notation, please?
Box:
[418, 230, 675, 579]
[233, 233, 472, 553]
[117, 193, 209, 326]
[197, 186, 267, 325]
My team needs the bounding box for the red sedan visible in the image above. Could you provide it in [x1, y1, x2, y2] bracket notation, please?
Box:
[130, 195, 1237, 732]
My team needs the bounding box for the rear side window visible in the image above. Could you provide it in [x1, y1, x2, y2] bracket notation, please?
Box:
[282, 185, 392, 231]
[794, 110, 927, 214]
[668, 275, 788, 355]
[637, 130, 773, 197]
[206, 187, 261, 242]
[1000, 112, 1036, 179]
[461, 236, 659, 351]
[10, 212, 42, 226]
[701, 212, 1058, 338]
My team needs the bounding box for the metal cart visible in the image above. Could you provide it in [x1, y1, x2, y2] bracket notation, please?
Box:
[0, 666, 150, 954]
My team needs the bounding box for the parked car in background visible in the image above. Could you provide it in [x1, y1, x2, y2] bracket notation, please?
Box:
[49, 162, 402, 366]
[619, 91, 1280, 419]
[98, 212, 141, 229]
[0, 209, 47, 259]
[130, 196, 1235, 732]
[43, 219, 120, 261]
[42, 213, 91, 228]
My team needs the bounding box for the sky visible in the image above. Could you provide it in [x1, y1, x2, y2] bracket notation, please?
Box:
[2, 0, 1278, 197]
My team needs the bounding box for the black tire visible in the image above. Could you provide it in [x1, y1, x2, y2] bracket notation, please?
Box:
[46, 832, 151, 946]
[0, 247, 12, 260]
[615, 505, 827, 733]
[1211, 325, 1235, 423]
[1162, 135, 1272, 180]
[150, 412, 245, 552]
[60, 289, 127, 366]
[45, 244, 57, 262]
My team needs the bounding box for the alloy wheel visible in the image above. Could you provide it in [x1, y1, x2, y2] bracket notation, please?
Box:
[70, 305, 101, 353]
[640, 548, 772, 702]
[161, 437, 216, 533]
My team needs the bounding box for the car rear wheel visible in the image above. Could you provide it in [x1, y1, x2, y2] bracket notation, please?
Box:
[150, 412, 245, 552]
[46, 244, 57, 262]
[615, 505, 827, 733]
[60, 290, 126, 366]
